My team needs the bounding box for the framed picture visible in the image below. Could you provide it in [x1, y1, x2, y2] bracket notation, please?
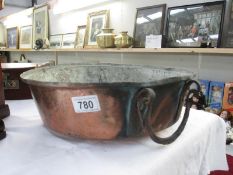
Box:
[84, 10, 109, 48]
[133, 4, 166, 48]
[6, 27, 19, 49]
[61, 33, 76, 48]
[32, 4, 49, 48]
[75, 25, 86, 48]
[166, 1, 224, 48]
[0, 22, 6, 47]
[49, 34, 63, 49]
[19, 25, 32, 49]
[221, 0, 233, 47]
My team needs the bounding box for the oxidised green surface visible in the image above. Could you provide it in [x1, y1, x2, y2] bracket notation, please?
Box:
[20, 63, 194, 86]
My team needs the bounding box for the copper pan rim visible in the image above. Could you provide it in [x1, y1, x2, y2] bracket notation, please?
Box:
[20, 63, 195, 88]
[20, 76, 192, 88]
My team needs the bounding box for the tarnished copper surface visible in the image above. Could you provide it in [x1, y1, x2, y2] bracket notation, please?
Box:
[127, 82, 184, 136]
[20, 63, 196, 142]
[151, 82, 184, 131]
[31, 85, 129, 139]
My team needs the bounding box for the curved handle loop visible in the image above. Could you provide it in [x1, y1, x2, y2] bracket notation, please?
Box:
[136, 88, 156, 128]
[136, 80, 201, 145]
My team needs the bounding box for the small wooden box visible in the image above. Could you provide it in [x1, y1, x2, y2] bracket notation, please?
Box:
[0, 63, 10, 119]
[1, 63, 38, 100]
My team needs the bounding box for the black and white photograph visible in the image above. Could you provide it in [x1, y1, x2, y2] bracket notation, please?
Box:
[49, 34, 63, 49]
[89, 17, 103, 43]
[19, 25, 32, 49]
[75, 25, 86, 48]
[61, 33, 76, 48]
[7, 27, 18, 49]
[85, 10, 109, 48]
[32, 5, 49, 47]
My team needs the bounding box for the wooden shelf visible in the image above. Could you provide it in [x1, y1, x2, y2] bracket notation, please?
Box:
[1, 48, 233, 55]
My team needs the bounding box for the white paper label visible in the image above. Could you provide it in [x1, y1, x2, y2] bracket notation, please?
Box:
[71, 95, 101, 113]
[145, 35, 162, 48]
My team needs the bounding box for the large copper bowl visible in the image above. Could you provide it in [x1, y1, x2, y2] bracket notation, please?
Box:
[20, 63, 198, 144]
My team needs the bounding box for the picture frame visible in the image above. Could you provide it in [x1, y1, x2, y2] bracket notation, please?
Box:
[61, 33, 76, 49]
[133, 4, 166, 48]
[221, 0, 233, 47]
[84, 10, 109, 48]
[6, 27, 19, 49]
[75, 25, 86, 48]
[32, 4, 49, 48]
[49, 34, 63, 49]
[19, 25, 32, 49]
[0, 22, 6, 47]
[166, 1, 225, 48]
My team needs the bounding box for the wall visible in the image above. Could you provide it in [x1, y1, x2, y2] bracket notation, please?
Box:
[0, 6, 25, 17]
[3, 0, 233, 82]
[0, 0, 222, 34]
[48, 0, 218, 35]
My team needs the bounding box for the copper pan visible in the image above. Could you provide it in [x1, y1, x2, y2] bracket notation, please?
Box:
[20, 63, 200, 144]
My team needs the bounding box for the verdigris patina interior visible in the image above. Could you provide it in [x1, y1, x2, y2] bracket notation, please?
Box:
[21, 64, 193, 84]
